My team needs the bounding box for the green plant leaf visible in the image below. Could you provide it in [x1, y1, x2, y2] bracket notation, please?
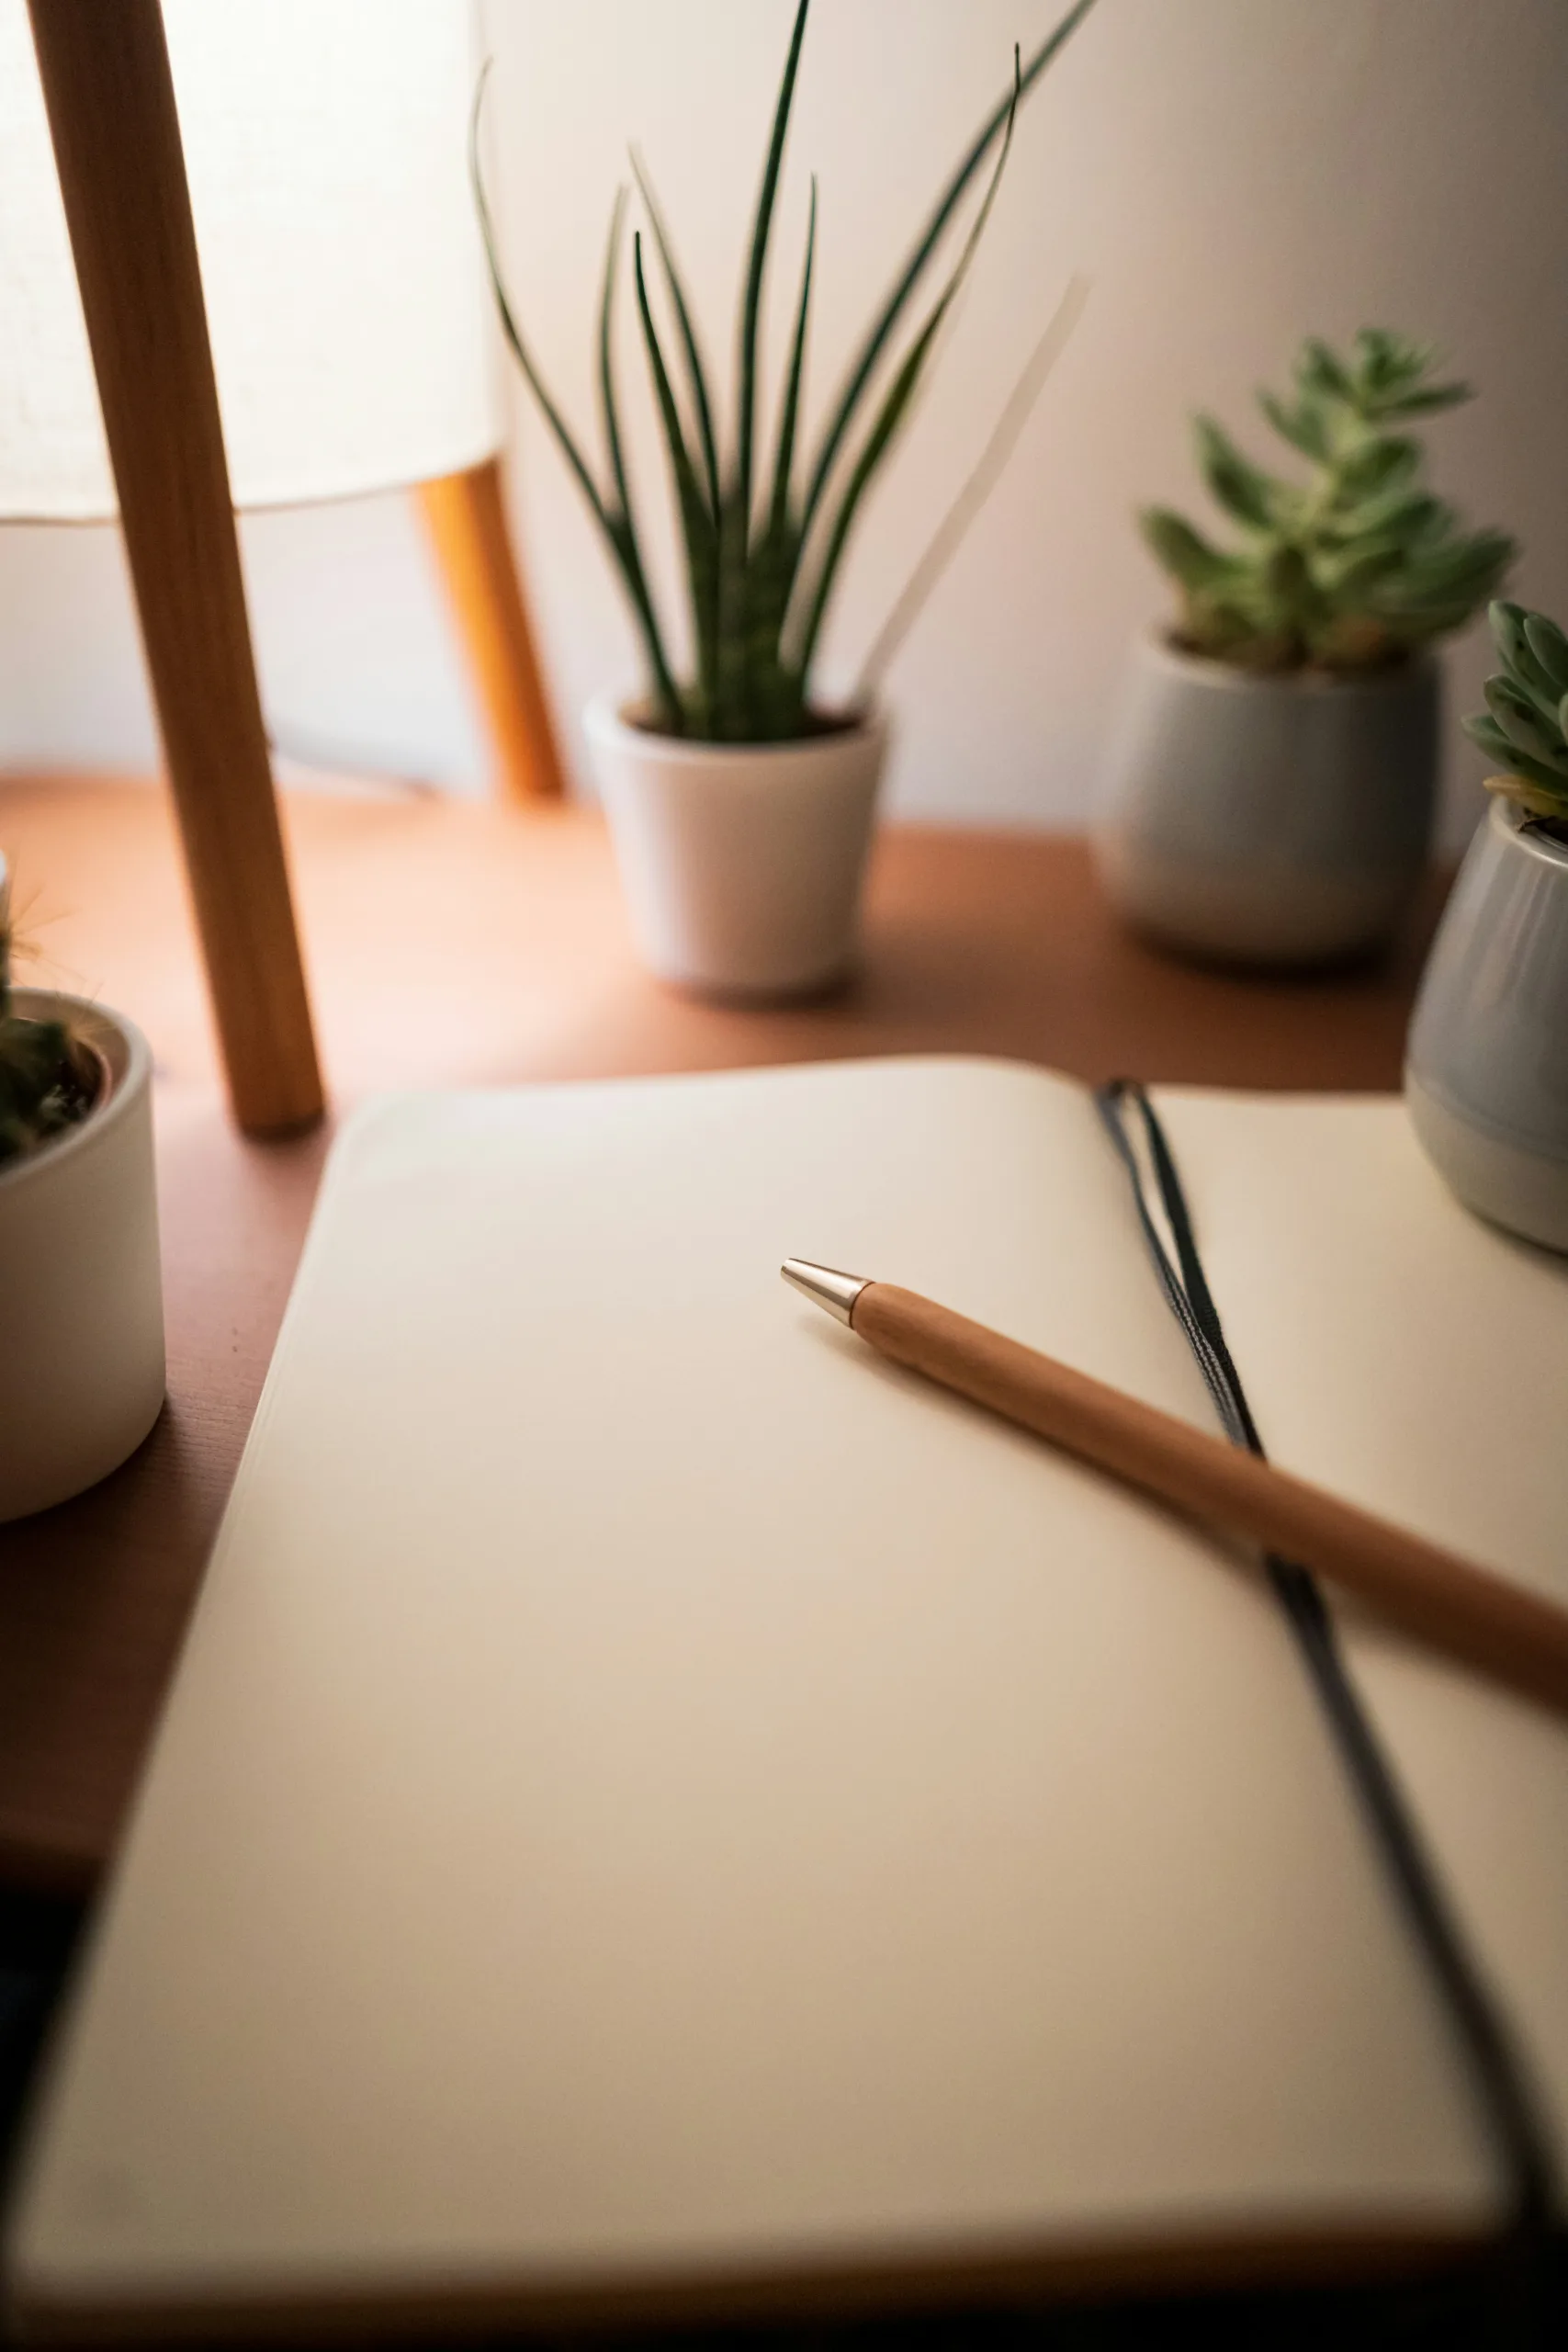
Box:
[1327, 489, 1441, 548]
[1139, 507, 1247, 594]
[633, 232, 720, 718]
[1332, 435, 1419, 503]
[767, 177, 818, 549]
[712, 489, 750, 737]
[796, 0, 1097, 546]
[1485, 597, 1518, 660]
[1375, 531, 1512, 614]
[736, 0, 810, 559]
[1374, 380, 1471, 418]
[1484, 678, 1568, 772]
[1354, 326, 1407, 380]
[727, 176, 822, 732]
[1351, 337, 1472, 422]
[1312, 539, 1407, 600]
[789, 46, 1024, 678]
[1390, 605, 1494, 646]
[471, 72, 682, 726]
[1462, 713, 1568, 797]
[1258, 390, 1330, 462]
[597, 189, 636, 519]
[630, 149, 720, 522]
[1485, 598, 1567, 727]
[1523, 612, 1568, 695]
[1258, 539, 1316, 606]
[598, 190, 684, 729]
[1297, 337, 1353, 401]
[1461, 712, 1515, 763]
[738, 567, 807, 737]
[1353, 329, 1430, 400]
[1194, 417, 1281, 532]
[471, 74, 612, 539]
[1493, 598, 1551, 676]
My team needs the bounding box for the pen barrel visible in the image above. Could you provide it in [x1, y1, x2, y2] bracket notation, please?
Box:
[854, 1283, 1568, 1719]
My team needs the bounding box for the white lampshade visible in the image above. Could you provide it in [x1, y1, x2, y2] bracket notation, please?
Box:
[0, 0, 502, 520]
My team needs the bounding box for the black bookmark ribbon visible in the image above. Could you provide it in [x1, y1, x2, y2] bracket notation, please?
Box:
[1094, 1079, 1557, 2242]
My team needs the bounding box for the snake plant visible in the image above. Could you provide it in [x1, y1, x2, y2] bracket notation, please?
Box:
[1463, 601, 1568, 837]
[473, 0, 1096, 741]
[1142, 331, 1514, 674]
[0, 860, 96, 1168]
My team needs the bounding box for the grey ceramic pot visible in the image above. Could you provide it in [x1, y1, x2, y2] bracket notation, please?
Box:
[1094, 634, 1439, 965]
[1405, 799, 1568, 1254]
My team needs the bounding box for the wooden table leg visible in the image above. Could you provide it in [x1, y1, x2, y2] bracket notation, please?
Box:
[25, 0, 324, 1138]
[420, 456, 568, 803]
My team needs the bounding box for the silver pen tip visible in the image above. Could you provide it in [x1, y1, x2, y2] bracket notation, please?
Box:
[781, 1258, 871, 1327]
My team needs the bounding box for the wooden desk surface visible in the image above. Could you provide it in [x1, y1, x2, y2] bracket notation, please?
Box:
[0, 775, 1449, 1889]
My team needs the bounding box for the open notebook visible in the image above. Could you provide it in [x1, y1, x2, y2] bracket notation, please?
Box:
[7, 1057, 1566, 2337]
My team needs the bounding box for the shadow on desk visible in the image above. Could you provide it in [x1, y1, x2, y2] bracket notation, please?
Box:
[0, 1907, 1558, 2352]
[0, 1401, 229, 1893]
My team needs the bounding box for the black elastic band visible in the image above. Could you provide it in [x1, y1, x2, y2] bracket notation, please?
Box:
[1094, 1079, 1558, 2242]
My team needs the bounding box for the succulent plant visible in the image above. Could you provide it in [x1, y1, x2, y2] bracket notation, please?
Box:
[1142, 331, 1514, 674]
[473, 0, 1096, 742]
[1462, 600, 1568, 837]
[0, 859, 96, 1168]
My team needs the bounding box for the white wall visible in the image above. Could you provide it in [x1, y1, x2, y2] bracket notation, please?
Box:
[2, 0, 1565, 843]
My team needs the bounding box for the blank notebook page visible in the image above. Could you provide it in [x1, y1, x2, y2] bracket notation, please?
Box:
[9, 1057, 1565, 2324]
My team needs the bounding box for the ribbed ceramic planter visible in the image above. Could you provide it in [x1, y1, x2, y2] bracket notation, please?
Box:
[585, 698, 887, 1000]
[0, 991, 165, 1521]
[1405, 800, 1568, 1254]
[1094, 634, 1439, 965]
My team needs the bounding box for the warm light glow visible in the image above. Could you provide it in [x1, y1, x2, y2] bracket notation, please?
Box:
[0, 0, 502, 519]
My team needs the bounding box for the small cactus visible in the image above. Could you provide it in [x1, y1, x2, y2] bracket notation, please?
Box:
[1142, 330, 1514, 673]
[1462, 600, 1568, 836]
[0, 858, 98, 1168]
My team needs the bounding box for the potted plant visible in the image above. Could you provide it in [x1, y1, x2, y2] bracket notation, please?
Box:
[474, 0, 1096, 999]
[1094, 331, 1515, 966]
[0, 854, 164, 1521]
[1405, 601, 1568, 1252]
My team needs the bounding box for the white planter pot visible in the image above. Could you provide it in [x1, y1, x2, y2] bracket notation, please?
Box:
[1093, 634, 1439, 965]
[585, 698, 887, 999]
[0, 991, 165, 1521]
[1405, 800, 1568, 1254]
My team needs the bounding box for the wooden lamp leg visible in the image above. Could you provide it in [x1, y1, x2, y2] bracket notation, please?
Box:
[26, 0, 324, 1137]
[420, 457, 568, 803]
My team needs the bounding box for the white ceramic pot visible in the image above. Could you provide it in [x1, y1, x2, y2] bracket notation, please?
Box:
[0, 991, 165, 1521]
[1405, 800, 1568, 1254]
[1094, 634, 1439, 965]
[585, 698, 887, 999]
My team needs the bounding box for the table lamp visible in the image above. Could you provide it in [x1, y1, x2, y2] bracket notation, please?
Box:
[0, 0, 563, 1136]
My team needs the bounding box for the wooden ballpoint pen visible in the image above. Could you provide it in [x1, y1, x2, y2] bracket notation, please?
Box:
[781, 1258, 1568, 1721]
